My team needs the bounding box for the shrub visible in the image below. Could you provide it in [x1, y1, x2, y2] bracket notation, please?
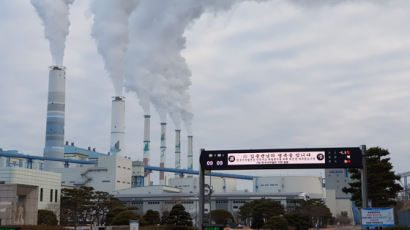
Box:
[37, 209, 58, 226]
[210, 209, 234, 225]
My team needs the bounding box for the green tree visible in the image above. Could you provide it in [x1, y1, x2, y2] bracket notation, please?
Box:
[106, 206, 128, 225]
[164, 204, 193, 226]
[143, 209, 160, 225]
[91, 191, 116, 226]
[264, 216, 288, 230]
[238, 201, 253, 226]
[291, 199, 332, 228]
[38, 209, 58, 226]
[60, 186, 94, 227]
[111, 210, 142, 226]
[284, 213, 311, 230]
[61, 186, 129, 227]
[342, 147, 403, 207]
[210, 209, 234, 225]
[238, 199, 285, 229]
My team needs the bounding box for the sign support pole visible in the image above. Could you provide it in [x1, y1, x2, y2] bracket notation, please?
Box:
[361, 145, 368, 230]
[199, 149, 205, 230]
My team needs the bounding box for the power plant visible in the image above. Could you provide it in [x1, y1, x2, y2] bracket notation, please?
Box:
[0, 64, 361, 227]
[0, 1, 373, 226]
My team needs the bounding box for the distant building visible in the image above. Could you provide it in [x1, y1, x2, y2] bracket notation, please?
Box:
[0, 144, 131, 194]
[325, 169, 355, 223]
[168, 176, 237, 194]
[253, 176, 324, 199]
[63, 141, 106, 162]
[115, 191, 311, 226]
[55, 154, 132, 193]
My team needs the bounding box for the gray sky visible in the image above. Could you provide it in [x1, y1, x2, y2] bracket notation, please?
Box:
[1, 0, 410, 184]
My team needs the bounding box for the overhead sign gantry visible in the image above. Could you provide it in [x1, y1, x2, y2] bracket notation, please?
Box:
[198, 146, 366, 230]
[200, 147, 362, 170]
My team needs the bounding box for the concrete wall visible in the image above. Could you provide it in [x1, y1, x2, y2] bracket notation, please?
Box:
[0, 184, 38, 225]
[0, 167, 61, 216]
[325, 189, 354, 222]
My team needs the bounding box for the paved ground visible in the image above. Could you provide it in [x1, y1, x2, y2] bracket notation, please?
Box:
[311, 226, 361, 230]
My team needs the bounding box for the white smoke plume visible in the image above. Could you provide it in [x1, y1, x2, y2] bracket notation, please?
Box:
[90, 0, 139, 96]
[125, 0, 243, 131]
[31, 0, 75, 66]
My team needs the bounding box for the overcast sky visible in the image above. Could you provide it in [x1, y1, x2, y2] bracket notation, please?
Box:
[1, 0, 410, 185]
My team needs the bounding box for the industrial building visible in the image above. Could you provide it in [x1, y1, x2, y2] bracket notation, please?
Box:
[0, 64, 358, 227]
[115, 191, 313, 226]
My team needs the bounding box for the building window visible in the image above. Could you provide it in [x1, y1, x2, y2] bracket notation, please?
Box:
[18, 159, 23, 167]
[40, 188, 43, 202]
[50, 189, 53, 202]
[55, 190, 58, 202]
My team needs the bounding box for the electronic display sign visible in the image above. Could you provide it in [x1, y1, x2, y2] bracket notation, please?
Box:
[200, 148, 362, 170]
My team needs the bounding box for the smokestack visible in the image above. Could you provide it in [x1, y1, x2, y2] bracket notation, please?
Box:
[44, 66, 66, 171]
[110, 96, 125, 156]
[175, 130, 181, 176]
[160, 122, 166, 185]
[187, 135, 193, 171]
[143, 115, 151, 186]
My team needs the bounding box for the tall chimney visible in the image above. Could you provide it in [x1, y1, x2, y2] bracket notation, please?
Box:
[175, 130, 181, 176]
[187, 135, 193, 171]
[143, 115, 151, 186]
[44, 66, 66, 171]
[160, 122, 167, 185]
[110, 96, 125, 156]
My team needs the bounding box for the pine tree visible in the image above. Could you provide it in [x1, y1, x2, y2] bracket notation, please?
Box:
[342, 147, 403, 207]
[165, 204, 193, 226]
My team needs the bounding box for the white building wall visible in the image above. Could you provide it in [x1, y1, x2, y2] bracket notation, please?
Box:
[56, 155, 132, 193]
[0, 167, 61, 215]
[168, 176, 237, 194]
[254, 176, 324, 198]
[325, 169, 351, 198]
[325, 169, 354, 221]
[114, 185, 180, 195]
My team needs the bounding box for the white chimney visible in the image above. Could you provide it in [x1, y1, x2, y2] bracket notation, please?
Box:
[187, 135, 193, 171]
[143, 114, 151, 186]
[110, 96, 125, 156]
[44, 66, 66, 171]
[175, 130, 181, 176]
[160, 122, 167, 185]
